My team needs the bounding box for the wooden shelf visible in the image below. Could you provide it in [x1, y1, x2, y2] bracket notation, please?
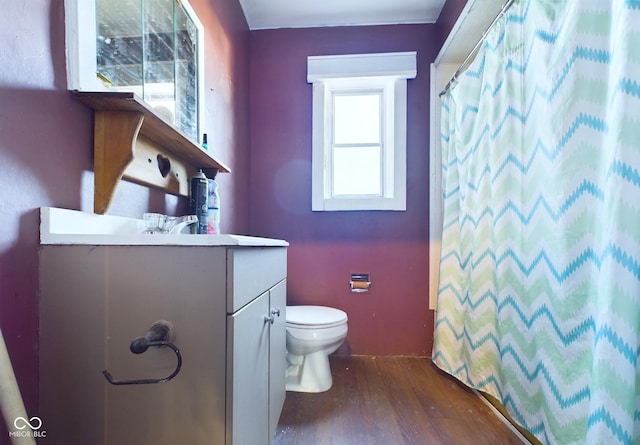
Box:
[72, 91, 230, 214]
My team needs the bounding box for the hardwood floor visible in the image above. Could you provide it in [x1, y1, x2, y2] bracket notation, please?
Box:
[274, 356, 527, 445]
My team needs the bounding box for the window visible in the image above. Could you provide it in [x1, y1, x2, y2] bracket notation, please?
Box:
[307, 52, 417, 211]
[333, 91, 382, 196]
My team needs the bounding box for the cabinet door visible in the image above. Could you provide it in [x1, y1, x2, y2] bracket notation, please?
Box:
[104, 247, 227, 445]
[42, 245, 228, 445]
[269, 279, 287, 439]
[227, 291, 270, 445]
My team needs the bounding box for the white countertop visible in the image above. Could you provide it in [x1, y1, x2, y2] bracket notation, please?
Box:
[40, 207, 288, 247]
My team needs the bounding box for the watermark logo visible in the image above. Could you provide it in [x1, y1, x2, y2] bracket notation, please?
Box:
[9, 416, 46, 438]
[14, 417, 42, 430]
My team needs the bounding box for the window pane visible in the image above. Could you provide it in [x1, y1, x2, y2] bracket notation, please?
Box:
[333, 94, 380, 144]
[332, 145, 381, 196]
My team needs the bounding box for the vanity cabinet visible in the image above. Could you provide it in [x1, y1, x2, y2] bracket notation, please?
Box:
[39, 241, 287, 445]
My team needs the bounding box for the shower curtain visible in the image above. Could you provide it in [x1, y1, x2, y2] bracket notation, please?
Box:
[432, 1, 640, 444]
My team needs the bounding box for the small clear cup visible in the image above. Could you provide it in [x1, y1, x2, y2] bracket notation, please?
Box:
[143, 213, 169, 234]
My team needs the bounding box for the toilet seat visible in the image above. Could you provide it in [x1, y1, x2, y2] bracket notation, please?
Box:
[286, 306, 347, 329]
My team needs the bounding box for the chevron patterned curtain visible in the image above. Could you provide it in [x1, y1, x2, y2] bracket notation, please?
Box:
[432, 1, 640, 444]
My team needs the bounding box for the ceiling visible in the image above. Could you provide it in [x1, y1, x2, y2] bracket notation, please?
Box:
[238, 0, 448, 30]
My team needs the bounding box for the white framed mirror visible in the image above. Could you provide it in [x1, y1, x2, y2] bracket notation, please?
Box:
[65, 0, 205, 141]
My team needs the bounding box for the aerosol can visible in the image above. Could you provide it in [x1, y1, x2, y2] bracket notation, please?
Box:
[190, 170, 208, 234]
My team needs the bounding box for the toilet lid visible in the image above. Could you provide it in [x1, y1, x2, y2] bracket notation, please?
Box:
[286, 305, 348, 328]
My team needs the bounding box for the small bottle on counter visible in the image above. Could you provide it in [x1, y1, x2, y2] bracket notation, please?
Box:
[207, 179, 221, 234]
[190, 170, 208, 234]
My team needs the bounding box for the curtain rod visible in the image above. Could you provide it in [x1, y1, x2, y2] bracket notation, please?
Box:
[439, 0, 515, 97]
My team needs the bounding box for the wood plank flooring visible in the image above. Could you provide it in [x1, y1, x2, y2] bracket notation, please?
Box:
[274, 356, 527, 445]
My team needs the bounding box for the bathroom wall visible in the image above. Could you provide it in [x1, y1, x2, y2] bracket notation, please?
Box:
[436, 0, 468, 43]
[0, 0, 250, 439]
[248, 24, 440, 356]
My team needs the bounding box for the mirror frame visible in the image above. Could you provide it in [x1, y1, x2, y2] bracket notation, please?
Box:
[64, 0, 205, 141]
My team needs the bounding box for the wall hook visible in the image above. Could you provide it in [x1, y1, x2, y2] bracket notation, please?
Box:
[102, 321, 182, 385]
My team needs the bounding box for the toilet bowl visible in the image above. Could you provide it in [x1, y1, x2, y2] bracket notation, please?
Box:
[285, 305, 348, 393]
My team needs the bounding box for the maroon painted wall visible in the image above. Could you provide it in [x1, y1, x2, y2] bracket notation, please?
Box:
[193, 0, 252, 233]
[436, 0, 468, 43]
[0, 0, 249, 440]
[248, 24, 440, 356]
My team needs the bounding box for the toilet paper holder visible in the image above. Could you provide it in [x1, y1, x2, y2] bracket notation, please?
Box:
[350, 273, 371, 293]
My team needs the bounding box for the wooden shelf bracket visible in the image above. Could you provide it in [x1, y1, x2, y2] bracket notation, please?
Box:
[94, 111, 143, 214]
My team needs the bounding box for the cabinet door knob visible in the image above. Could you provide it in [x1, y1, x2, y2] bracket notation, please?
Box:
[271, 308, 281, 317]
[264, 315, 275, 325]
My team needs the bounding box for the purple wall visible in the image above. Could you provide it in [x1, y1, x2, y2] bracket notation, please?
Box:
[0, 0, 249, 439]
[248, 24, 440, 356]
[193, 0, 252, 234]
[436, 0, 468, 43]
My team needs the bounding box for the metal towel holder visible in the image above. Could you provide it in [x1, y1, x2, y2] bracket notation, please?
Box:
[102, 320, 182, 385]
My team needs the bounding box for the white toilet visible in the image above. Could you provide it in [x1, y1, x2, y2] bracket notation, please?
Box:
[285, 305, 348, 393]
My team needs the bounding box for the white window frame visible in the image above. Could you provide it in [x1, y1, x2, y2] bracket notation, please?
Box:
[307, 52, 417, 211]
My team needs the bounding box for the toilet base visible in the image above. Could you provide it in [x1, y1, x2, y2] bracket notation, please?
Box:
[285, 351, 333, 393]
